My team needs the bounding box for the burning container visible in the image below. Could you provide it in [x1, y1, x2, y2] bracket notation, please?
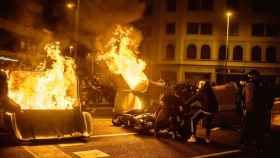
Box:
[3, 42, 93, 141]
[96, 26, 164, 129]
[5, 108, 93, 141]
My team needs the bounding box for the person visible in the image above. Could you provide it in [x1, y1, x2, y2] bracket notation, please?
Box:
[187, 81, 218, 143]
[0, 70, 21, 113]
[240, 70, 269, 152]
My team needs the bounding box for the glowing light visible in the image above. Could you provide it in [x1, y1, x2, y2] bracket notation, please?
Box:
[66, 2, 75, 10]
[226, 11, 232, 17]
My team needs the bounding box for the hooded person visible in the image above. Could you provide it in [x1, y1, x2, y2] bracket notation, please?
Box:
[241, 70, 269, 152]
[0, 71, 21, 113]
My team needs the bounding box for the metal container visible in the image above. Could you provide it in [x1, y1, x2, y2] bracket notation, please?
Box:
[5, 109, 93, 141]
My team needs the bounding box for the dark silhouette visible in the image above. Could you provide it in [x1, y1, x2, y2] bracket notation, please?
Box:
[153, 82, 194, 140]
[240, 70, 273, 153]
[0, 71, 20, 113]
[184, 81, 219, 143]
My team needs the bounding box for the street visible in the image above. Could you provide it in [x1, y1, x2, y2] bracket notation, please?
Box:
[0, 108, 280, 158]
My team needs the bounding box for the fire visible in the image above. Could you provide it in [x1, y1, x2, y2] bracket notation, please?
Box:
[97, 25, 148, 109]
[7, 42, 77, 110]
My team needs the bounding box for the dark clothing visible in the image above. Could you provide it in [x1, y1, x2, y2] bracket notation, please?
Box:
[197, 83, 219, 113]
[0, 71, 21, 113]
[241, 80, 269, 151]
[241, 112, 266, 147]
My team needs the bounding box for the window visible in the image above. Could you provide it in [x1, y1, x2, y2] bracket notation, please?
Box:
[226, 0, 239, 10]
[201, 45, 211, 59]
[188, 0, 200, 10]
[200, 23, 212, 35]
[166, 0, 176, 12]
[187, 0, 213, 10]
[251, 46, 262, 62]
[229, 23, 239, 36]
[233, 46, 243, 61]
[186, 44, 197, 59]
[166, 23, 176, 35]
[144, 1, 153, 16]
[201, 0, 213, 10]
[187, 22, 212, 35]
[266, 46, 276, 63]
[252, 23, 279, 37]
[266, 24, 279, 37]
[219, 45, 226, 60]
[187, 23, 199, 34]
[165, 44, 175, 60]
[252, 23, 265, 36]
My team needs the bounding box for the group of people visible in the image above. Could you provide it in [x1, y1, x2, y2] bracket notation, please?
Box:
[155, 69, 275, 153]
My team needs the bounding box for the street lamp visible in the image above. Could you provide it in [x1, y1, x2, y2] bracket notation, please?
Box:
[69, 45, 74, 56]
[66, 0, 80, 59]
[225, 11, 232, 69]
[66, 2, 75, 10]
[66, 0, 81, 110]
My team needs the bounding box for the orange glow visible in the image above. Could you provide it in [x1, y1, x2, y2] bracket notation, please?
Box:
[7, 42, 77, 110]
[97, 25, 148, 109]
[226, 11, 233, 17]
[66, 2, 75, 10]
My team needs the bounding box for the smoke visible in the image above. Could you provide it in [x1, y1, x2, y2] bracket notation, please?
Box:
[0, 0, 53, 49]
[16, 0, 43, 27]
[80, 0, 145, 33]
[73, 0, 145, 50]
[0, 0, 146, 52]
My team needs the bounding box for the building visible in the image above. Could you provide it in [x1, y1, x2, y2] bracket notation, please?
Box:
[139, 0, 280, 84]
[0, 17, 49, 69]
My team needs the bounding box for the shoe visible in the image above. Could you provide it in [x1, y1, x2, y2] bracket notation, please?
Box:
[205, 138, 211, 143]
[187, 135, 197, 143]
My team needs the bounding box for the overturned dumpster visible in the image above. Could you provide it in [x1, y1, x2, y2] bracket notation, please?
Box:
[96, 26, 164, 130]
[2, 43, 93, 141]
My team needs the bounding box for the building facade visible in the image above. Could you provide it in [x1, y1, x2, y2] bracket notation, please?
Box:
[139, 0, 280, 84]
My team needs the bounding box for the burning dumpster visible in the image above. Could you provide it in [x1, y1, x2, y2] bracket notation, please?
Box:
[2, 42, 93, 141]
[96, 26, 161, 130]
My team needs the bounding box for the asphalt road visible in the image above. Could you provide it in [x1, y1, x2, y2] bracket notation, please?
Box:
[0, 109, 280, 158]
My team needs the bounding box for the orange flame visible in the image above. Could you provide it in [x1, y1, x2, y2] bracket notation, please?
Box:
[7, 42, 77, 110]
[97, 25, 148, 109]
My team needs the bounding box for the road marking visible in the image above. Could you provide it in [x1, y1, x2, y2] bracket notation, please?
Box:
[23, 145, 71, 158]
[74, 149, 110, 158]
[210, 127, 220, 131]
[192, 149, 241, 158]
[58, 142, 86, 147]
[90, 132, 137, 138]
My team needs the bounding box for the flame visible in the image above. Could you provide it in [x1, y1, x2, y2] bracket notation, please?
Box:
[97, 25, 148, 109]
[7, 42, 77, 110]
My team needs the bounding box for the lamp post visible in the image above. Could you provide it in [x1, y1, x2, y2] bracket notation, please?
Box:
[225, 11, 232, 70]
[66, 0, 81, 110]
[66, 0, 80, 59]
